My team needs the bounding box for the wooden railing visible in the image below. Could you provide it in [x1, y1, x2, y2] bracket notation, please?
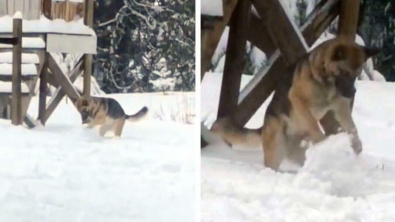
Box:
[0, 0, 84, 21]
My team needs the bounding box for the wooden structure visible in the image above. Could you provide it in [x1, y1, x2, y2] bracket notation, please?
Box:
[0, 0, 84, 21]
[0, 0, 96, 127]
[201, 0, 361, 147]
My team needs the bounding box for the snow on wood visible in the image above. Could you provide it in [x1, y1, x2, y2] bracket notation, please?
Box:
[0, 15, 95, 35]
[0, 81, 29, 93]
[0, 63, 37, 75]
[0, 52, 39, 64]
[13, 11, 23, 19]
[46, 34, 97, 54]
[0, 37, 45, 48]
[201, 0, 223, 16]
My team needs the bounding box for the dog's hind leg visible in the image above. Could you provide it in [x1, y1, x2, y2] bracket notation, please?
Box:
[99, 123, 114, 137]
[262, 118, 288, 171]
[113, 117, 125, 137]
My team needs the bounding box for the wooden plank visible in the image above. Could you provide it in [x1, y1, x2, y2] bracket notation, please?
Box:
[47, 73, 59, 88]
[41, 57, 83, 124]
[217, 0, 251, 119]
[247, 15, 277, 57]
[83, 0, 94, 97]
[24, 114, 36, 128]
[0, 75, 37, 81]
[65, 0, 71, 21]
[8, 0, 14, 15]
[338, 0, 360, 40]
[46, 34, 97, 54]
[320, 0, 360, 135]
[42, 0, 52, 19]
[235, 55, 293, 125]
[14, 0, 24, 14]
[201, 0, 238, 81]
[38, 52, 48, 124]
[0, 37, 18, 45]
[300, 0, 340, 45]
[29, 0, 41, 20]
[251, 0, 308, 64]
[11, 17, 22, 125]
[47, 54, 80, 102]
[0, 1, 7, 17]
[234, 0, 340, 126]
[83, 55, 92, 97]
[24, 0, 30, 19]
[84, 0, 94, 27]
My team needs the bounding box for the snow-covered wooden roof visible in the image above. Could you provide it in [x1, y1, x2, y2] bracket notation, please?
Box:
[0, 15, 95, 36]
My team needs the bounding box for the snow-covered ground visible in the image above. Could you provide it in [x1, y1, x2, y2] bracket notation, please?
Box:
[0, 93, 195, 221]
[202, 72, 395, 221]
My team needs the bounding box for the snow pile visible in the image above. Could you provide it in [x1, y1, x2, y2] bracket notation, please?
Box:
[0, 52, 39, 64]
[0, 63, 37, 75]
[0, 94, 195, 222]
[202, 72, 395, 221]
[0, 15, 95, 35]
[0, 81, 29, 93]
[13, 11, 23, 19]
[0, 37, 45, 49]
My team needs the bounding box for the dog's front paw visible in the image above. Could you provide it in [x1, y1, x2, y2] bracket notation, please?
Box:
[351, 135, 363, 154]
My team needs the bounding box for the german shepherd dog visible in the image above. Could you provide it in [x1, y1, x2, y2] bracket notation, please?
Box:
[75, 96, 148, 137]
[212, 38, 379, 171]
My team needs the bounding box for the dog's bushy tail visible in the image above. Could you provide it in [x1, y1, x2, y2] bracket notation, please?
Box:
[211, 117, 262, 148]
[126, 106, 149, 122]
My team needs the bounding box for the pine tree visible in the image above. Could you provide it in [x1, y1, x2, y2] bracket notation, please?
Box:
[93, 0, 195, 93]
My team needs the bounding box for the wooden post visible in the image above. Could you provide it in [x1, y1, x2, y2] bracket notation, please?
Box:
[83, 0, 94, 97]
[11, 17, 22, 125]
[38, 52, 48, 125]
[65, 0, 71, 21]
[42, 0, 52, 19]
[320, 0, 361, 135]
[217, 0, 251, 119]
[338, 0, 360, 40]
[201, 0, 238, 81]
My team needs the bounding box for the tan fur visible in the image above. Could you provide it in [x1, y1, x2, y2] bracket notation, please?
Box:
[212, 38, 379, 170]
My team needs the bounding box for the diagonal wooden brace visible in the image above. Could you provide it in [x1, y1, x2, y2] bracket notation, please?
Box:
[40, 56, 83, 124]
[232, 0, 340, 126]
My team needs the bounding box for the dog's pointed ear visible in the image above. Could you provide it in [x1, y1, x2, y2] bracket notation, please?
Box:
[332, 45, 346, 61]
[364, 47, 380, 59]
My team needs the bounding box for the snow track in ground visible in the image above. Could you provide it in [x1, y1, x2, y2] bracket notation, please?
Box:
[0, 94, 195, 222]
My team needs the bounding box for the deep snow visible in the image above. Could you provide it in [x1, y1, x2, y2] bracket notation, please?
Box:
[201, 72, 395, 222]
[0, 93, 195, 222]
